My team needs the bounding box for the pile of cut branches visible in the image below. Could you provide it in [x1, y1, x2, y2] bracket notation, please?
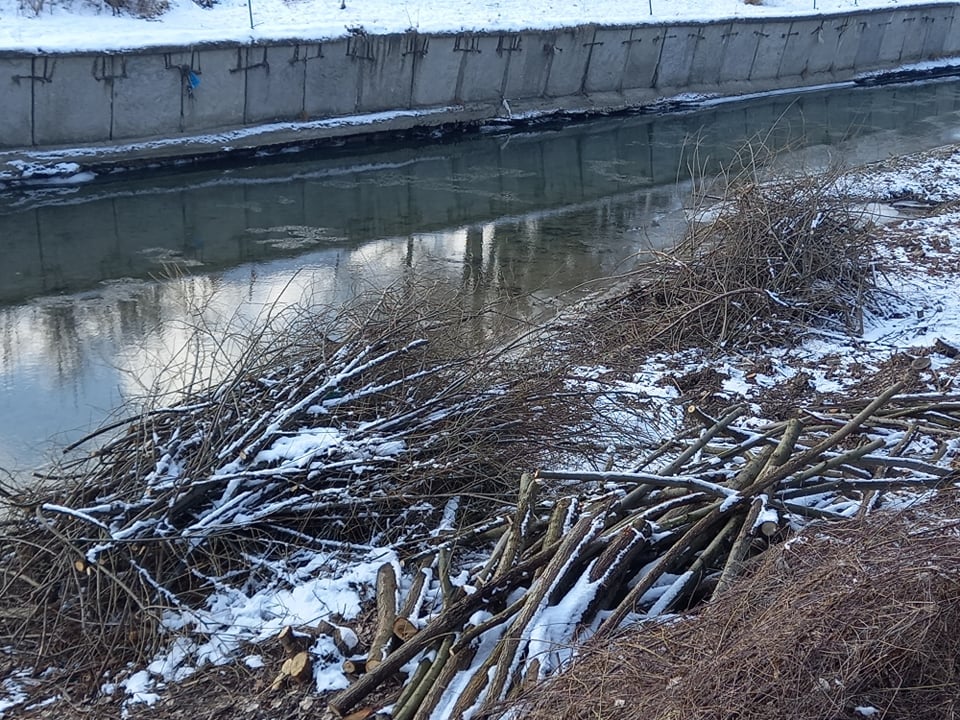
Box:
[580, 168, 877, 359]
[0, 285, 629, 672]
[324, 382, 960, 720]
[507, 491, 960, 720]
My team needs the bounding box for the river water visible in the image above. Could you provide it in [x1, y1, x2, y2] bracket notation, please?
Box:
[3, 78, 960, 481]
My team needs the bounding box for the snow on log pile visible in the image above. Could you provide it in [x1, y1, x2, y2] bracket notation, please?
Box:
[506, 492, 960, 720]
[325, 384, 960, 719]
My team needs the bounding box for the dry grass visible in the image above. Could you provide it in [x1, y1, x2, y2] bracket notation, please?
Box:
[507, 493, 960, 720]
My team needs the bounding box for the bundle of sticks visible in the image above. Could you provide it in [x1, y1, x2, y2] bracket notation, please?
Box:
[325, 381, 959, 720]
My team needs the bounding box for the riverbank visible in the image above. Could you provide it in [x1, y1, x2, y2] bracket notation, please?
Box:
[3, 143, 960, 718]
[2, 0, 959, 177]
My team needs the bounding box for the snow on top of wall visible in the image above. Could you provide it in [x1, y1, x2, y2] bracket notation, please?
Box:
[0, 0, 942, 54]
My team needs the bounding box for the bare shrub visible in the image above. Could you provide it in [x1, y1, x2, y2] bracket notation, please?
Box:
[577, 157, 877, 362]
[19, 0, 45, 16]
[103, 0, 169, 18]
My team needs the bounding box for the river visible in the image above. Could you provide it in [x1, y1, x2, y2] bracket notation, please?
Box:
[2, 78, 960, 482]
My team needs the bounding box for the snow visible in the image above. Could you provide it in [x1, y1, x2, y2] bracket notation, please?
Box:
[0, 0, 937, 54]
[253, 427, 343, 466]
[243, 654, 265, 668]
[0, 679, 26, 716]
[101, 547, 396, 707]
[430, 618, 508, 720]
[647, 570, 693, 617]
[752, 495, 779, 532]
[122, 670, 160, 706]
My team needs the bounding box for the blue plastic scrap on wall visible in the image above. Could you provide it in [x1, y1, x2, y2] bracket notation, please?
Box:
[187, 71, 201, 90]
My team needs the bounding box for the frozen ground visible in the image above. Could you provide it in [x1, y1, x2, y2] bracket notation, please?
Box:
[0, 0, 941, 53]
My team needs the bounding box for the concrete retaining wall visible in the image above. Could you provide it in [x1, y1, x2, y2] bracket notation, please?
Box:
[1, 3, 958, 157]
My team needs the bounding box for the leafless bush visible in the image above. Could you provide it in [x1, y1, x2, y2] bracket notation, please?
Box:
[577, 158, 877, 362]
[102, 0, 169, 18]
[19, 0, 45, 16]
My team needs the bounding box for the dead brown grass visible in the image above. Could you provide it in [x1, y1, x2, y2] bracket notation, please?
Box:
[506, 492, 960, 720]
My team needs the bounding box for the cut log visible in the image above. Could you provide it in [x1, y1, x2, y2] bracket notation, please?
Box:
[392, 616, 419, 642]
[365, 563, 398, 672]
[496, 472, 538, 577]
[397, 556, 432, 619]
[327, 541, 560, 718]
[342, 708, 376, 720]
[317, 620, 359, 656]
[759, 519, 779, 538]
[410, 642, 477, 720]
[484, 509, 610, 705]
[390, 651, 436, 720]
[342, 659, 366, 675]
[277, 625, 311, 656]
[714, 500, 764, 596]
[271, 650, 314, 690]
[403, 635, 453, 720]
[282, 651, 313, 683]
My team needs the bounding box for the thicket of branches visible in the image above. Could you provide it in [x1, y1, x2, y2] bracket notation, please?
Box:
[0, 152, 931, 711]
[577, 162, 878, 361]
[0, 282, 634, 672]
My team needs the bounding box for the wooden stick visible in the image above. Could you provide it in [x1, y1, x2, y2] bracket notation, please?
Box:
[496, 473, 538, 578]
[537, 469, 737, 500]
[596, 500, 731, 638]
[410, 637, 474, 720]
[542, 495, 577, 549]
[740, 382, 906, 498]
[447, 645, 503, 719]
[365, 563, 398, 672]
[484, 510, 610, 705]
[277, 625, 310, 656]
[648, 513, 741, 615]
[397, 556, 433, 620]
[450, 594, 526, 655]
[473, 531, 510, 586]
[395, 635, 452, 720]
[327, 541, 560, 717]
[714, 500, 764, 596]
[390, 649, 435, 718]
[779, 437, 885, 486]
[659, 405, 746, 475]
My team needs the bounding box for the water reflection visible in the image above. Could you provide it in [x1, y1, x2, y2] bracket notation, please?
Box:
[0, 189, 684, 479]
[3, 78, 960, 480]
